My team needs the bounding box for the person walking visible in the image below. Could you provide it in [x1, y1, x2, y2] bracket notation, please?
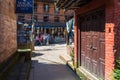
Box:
[38, 33, 43, 45]
[46, 33, 50, 45]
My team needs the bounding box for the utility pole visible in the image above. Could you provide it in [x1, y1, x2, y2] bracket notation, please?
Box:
[31, 0, 34, 50]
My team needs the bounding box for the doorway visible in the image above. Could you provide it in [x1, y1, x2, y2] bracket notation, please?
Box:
[79, 8, 105, 79]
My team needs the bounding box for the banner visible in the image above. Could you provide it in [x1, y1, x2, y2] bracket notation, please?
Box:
[15, 0, 33, 13]
[66, 18, 74, 33]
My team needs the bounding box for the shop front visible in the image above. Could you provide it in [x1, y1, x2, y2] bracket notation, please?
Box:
[34, 22, 66, 45]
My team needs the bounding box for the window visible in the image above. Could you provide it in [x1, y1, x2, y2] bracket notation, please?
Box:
[34, 15, 37, 22]
[18, 15, 25, 22]
[43, 16, 49, 22]
[43, 4, 49, 12]
[54, 16, 59, 22]
[55, 7, 60, 13]
[34, 3, 37, 12]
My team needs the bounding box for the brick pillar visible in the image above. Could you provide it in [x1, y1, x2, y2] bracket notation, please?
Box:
[105, 0, 114, 80]
[74, 12, 78, 68]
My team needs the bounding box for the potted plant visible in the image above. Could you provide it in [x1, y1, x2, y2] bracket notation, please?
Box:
[70, 49, 74, 65]
[114, 60, 120, 80]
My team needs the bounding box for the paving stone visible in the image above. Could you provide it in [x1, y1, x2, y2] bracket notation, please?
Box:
[6, 60, 31, 80]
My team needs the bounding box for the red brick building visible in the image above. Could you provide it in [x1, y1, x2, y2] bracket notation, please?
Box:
[57, 0, 120, 80]
[0, 0, 17, 77]
[17, 0, 66, 36]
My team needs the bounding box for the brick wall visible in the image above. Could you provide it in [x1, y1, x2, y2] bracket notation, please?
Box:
[49, 3, 55, 22]
[0, 0, 17, 64]
[37, 2, 43, 13]
[104, 0, 120, 79]
[34, 1, 65, 22]
[114, 0, 120, 59]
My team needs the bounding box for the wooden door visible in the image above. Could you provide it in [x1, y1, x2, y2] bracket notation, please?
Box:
[79, 8, 105, 79]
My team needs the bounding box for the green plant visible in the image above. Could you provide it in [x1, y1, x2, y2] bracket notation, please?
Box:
[70, 49, 74, 62]
[114, 60, 120, 80]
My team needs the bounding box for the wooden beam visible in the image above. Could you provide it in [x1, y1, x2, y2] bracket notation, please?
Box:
[56, 0, 92, 9]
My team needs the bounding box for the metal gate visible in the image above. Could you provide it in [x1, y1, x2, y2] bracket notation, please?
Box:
[79, 8, 105, 79]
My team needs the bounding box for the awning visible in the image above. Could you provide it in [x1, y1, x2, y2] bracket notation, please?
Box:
[35, 22, 66, 28]
[35, 26, 66, 28]
[24, 26, 66, 29]
[17, 21, 23, 24]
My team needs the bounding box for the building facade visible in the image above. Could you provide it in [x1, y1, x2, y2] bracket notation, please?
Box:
[57, 0, 120, 80]
[17, 0, 66, 37]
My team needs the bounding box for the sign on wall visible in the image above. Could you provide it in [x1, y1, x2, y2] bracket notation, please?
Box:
[17, 30, 27, 44]
[15, 0, 33, 13]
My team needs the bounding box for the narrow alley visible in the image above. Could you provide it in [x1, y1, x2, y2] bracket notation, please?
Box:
[29, 43, 80, 80]
[1, 0, 120, 80]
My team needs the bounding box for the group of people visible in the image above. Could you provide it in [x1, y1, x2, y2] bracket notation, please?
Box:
[34, 31, 66, 46]
[35, 33, 52, 46]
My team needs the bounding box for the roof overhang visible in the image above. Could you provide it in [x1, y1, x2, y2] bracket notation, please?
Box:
[35, 0, 56, 3]
[56, 0, 92, 10]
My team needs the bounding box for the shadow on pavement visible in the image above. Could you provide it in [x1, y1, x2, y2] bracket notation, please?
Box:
[29, 59, 80, 80]
[30, 43, 80, 80]
[32, 52, 44, 57]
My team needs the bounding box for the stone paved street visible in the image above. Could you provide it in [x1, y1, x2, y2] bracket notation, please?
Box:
[29, 43, 80, 80]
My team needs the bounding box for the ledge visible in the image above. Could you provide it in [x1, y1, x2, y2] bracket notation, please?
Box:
[17, 49, 32, 61]
[0, 52, 19, 79]
[59, 53, 100, 80]
[59, 53, 75, 72]
[17, 49, 31, 52]
[76, 67, 99, 80]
